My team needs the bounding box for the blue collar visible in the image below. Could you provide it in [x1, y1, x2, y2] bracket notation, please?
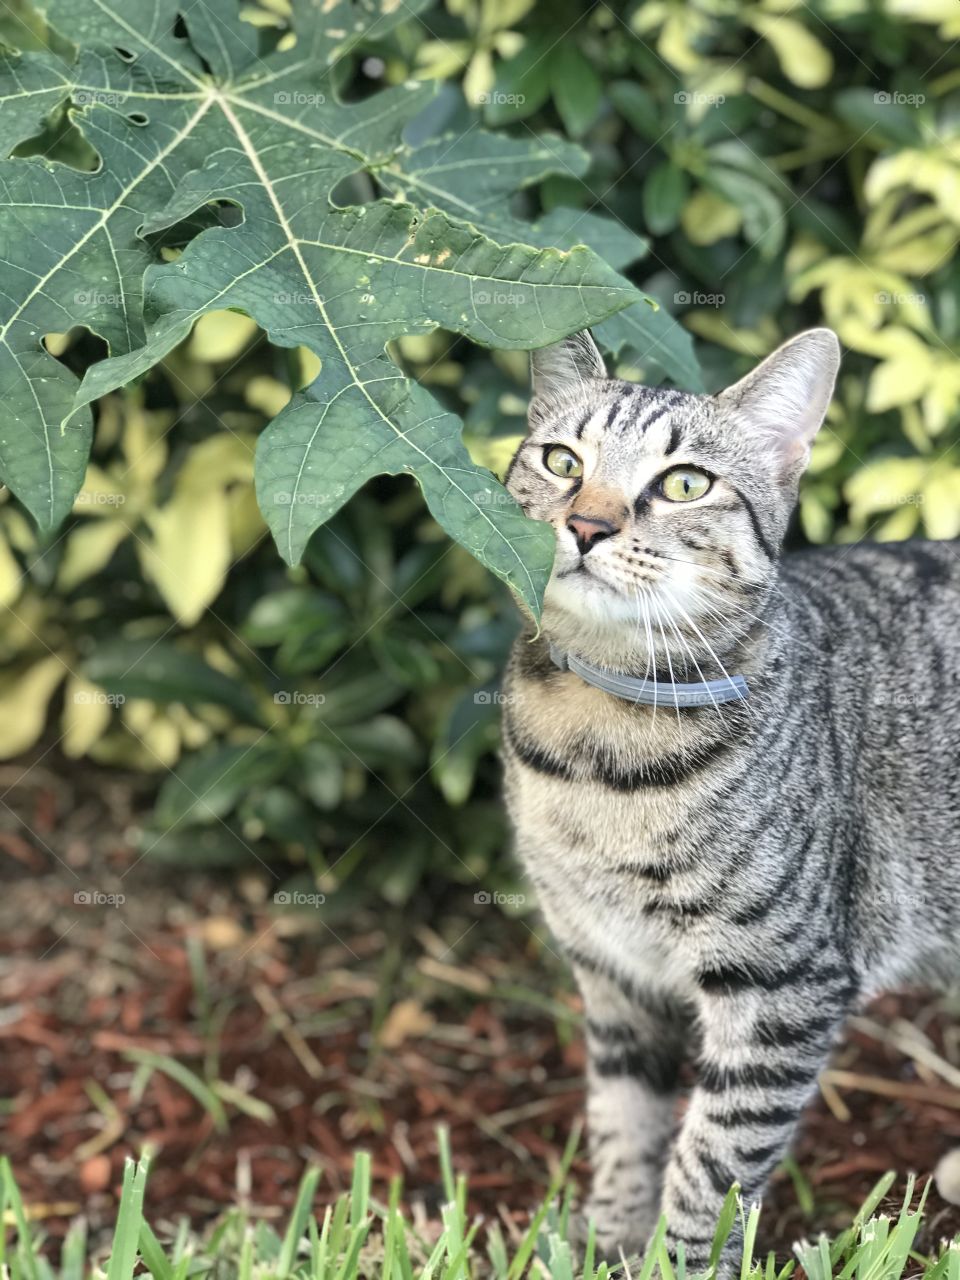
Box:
[548, 644, 749, 707]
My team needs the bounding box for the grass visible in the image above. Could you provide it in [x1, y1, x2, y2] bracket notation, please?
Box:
[2, 1132, 959, 1280]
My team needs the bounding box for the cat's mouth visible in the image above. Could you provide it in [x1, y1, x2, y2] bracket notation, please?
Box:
[556, 562, 621, 595]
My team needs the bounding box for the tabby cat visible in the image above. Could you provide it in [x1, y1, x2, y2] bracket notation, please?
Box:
[501, 328, 960, 1270]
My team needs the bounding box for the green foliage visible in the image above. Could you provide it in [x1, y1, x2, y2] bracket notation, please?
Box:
[2, 1149, 959, 1279]
[0, 0, 958, 900]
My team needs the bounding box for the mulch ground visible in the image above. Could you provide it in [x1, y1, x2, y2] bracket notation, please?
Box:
[3, 754, 960, 1264]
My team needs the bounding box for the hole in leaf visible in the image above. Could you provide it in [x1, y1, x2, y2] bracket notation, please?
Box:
[128, 112, 149, 127]
[42, 327, 108, 376]
[13, 106, 100, 172]
[330, 172, 377, 208]
[114, 46, 136, 62]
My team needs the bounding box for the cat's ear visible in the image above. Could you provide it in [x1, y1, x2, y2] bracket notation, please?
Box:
[530, 330, 607, 399]
[717, 328, 840, 468]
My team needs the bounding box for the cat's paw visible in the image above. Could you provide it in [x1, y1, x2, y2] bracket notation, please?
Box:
[663, 1229, 737, 1279]
[573, 1198, 658, 1264]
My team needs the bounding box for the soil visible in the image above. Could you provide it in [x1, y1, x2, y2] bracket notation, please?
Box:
[3, 753, 960, 1265]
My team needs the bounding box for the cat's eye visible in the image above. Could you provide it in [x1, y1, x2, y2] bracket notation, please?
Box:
[659, 467, 712, 503]
[543, 445, 583, 479]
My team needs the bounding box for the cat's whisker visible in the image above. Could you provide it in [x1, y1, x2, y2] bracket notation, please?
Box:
[660, 585, 755, 721]
[634, 587, 654, 686]
[639, 589, 659, 721]
[686, 582, 824, 665]
[651, 594, 683, 729]
[657, 599, 728, 722]
[679, 585, 760, 648]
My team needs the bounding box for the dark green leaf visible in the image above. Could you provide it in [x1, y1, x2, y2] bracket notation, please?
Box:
[549, 44, 603, 139]
[642, 160, 689, 235]
[84, 640, 260, 721]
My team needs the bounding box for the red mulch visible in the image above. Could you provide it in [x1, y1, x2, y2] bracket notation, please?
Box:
[3, 757, 960, 1263]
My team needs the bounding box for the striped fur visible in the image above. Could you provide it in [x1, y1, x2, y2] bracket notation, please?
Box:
[502, 329, 960, 1268]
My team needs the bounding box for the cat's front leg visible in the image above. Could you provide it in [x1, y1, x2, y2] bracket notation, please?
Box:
[660, 970, 851, 1272]
[574, 962, 693, 1259]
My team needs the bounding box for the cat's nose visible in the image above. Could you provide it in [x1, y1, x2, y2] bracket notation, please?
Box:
[566, 514, 619, 555]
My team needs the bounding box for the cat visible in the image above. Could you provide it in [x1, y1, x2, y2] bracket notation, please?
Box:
[500, 327, 960, 1271]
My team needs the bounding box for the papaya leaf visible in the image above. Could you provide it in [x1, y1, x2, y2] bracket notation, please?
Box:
[0, 0, 678, 615]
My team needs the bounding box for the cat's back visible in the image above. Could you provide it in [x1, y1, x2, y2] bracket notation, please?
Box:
[778, 536, 960, 765]
[779, 537, 960, 642]
[780, 538, 960, 984]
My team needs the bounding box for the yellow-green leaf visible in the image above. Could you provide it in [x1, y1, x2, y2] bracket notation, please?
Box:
[0, 657, 66, 760]
[681, 189, 743, 245]
[0, 532, 23, 608]
[58, 520, 129, 592]
[750, 15, 833, 87]
[188, 310, 259, 363]
[140, 486, 232, 626]
[844, 457, 930, 519]
[62, 674, 115, 758]
[922, 470, 960, 539]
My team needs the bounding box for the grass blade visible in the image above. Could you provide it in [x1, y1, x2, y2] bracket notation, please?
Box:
[106, 1157, 149, 1280]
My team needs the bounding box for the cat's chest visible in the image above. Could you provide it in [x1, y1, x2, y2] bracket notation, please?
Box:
[502, 667, 746, 992]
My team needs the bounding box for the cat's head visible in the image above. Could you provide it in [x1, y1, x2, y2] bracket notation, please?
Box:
[506, 328, 840, 668]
